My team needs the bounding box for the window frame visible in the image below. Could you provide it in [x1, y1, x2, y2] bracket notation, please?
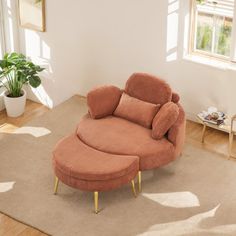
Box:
[0, 0, 6, 58]
[189, 0, 236, 63]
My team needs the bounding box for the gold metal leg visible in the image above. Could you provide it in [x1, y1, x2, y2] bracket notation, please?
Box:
[54, 177, 59, 195]
[201, 124, 206, 143]
[131, 180, 137, 197]
[94, 191, 99, 214]
[138, 171, 142, 192]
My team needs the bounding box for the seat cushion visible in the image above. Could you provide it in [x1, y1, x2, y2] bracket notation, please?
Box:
[77, 115, 175, 170]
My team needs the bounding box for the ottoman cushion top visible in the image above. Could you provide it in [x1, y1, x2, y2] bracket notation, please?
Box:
[53, 134, 139, 181]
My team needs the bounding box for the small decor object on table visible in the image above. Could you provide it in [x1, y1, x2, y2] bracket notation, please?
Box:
[197, 107, 236, 158]
[197, 106, 226, 125]
[0, 52, 44, 117]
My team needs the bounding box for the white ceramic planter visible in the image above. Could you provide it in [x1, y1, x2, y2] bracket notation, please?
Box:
[0, 87, 5, 111]
[3, 89, 26, 117]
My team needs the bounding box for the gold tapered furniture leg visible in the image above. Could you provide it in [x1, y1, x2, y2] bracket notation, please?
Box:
[94, 191, 99, 214]
[138, 171, 142, 192]
[131, 180, 137, 197]
[54, 177, 59, 195]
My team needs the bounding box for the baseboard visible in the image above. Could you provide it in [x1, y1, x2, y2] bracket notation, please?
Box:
[185, 112, 198, 122]
[77, 94, 86, 99]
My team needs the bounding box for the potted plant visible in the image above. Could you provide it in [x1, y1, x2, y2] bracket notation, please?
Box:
[0, 52, 44, 117]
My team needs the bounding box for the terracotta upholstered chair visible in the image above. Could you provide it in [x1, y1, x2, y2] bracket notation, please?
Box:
[53, 73, 185, 213]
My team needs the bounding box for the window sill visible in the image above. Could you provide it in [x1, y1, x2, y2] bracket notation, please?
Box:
[183, 54, 236, 71]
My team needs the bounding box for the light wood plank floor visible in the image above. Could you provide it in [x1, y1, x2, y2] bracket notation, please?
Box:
[0, 97, 236, 235]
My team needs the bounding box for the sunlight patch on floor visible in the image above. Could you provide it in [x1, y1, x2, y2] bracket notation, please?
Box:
[0, 182, 15, 193]
[0, 123, 18, 133]
[1, 124, 51, 137]
[137, 205, 236, 236]
[13, 126, 51, 137]
[142, 191, 200, 208]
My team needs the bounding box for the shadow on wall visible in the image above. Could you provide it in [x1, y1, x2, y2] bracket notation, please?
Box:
[21, 29, 54, 108]
[166, 0, 189, 63]
[166, 0, 180, 62]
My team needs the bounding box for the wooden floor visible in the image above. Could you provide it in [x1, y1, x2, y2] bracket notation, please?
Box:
[0, 98, 236, 235]
[186, 119, 236, 159]
[0, 99, 49, 134]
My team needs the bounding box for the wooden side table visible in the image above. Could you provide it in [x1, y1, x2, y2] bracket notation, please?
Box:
[197, 115, 236, 158]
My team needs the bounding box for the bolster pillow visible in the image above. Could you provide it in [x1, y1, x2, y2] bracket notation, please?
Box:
[152, 102, 179, 140]
[87, 85, 122, 119]
[114, 93, 160, 128]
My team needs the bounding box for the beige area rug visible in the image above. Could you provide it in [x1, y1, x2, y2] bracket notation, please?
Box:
[1, 96, 236, 236]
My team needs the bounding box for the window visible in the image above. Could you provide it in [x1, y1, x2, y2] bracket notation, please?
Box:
[190, 0, 236, 61]
[0, 0, 5, 59]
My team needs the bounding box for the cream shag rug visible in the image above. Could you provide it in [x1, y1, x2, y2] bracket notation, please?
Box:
[1, 96, 236, 236]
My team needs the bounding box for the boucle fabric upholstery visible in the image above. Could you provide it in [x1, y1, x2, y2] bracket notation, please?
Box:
[53, 72, 185, 195]
[53, 133, 139, 191]
[87, 85, 122, 119]
[171, 92, 180, 103]
[114, 93, 160, 128]
[125, 73, 172, 105]
[77, 115, 175, 171]
[152, 102, 179, 140]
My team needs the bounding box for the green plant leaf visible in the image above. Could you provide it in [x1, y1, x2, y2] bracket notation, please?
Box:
[29, 76, 41, 88]
[35, 66, 45, 72]
[0, 52, 43, 94]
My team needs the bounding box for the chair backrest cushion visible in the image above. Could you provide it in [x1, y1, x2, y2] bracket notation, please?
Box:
[87, 85, 122, 119]
[114, 92, 160, 128]
[125, 73, 172, 105]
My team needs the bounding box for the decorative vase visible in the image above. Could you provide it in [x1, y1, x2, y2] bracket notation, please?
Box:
[3, 89, 26, 117]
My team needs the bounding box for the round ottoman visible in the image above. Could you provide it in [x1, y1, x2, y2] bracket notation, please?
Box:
[52, 133, 139, 213]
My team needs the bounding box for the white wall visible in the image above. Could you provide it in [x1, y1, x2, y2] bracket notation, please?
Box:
[15, 0, 236, 118]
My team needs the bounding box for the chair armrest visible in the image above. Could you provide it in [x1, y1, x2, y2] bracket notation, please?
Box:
[87, 85, 122, 119]
[168, 103, 186, 155]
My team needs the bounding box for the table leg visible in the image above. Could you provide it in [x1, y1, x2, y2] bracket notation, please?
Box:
[201, 124, 206, 143]
[228, 133, 233, 159]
